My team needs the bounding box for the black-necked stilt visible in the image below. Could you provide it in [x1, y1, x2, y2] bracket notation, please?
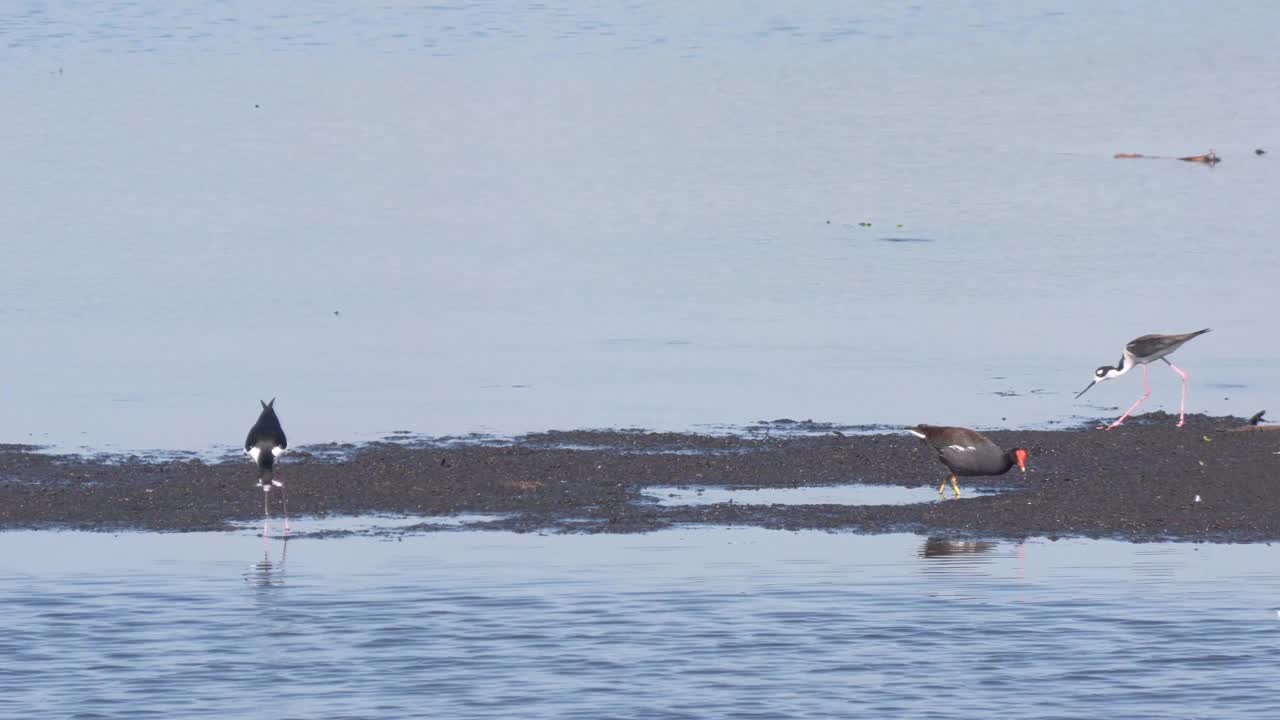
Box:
[1075, 329, 1210, 430]
[907, 425, 1028, 498]
[245, 398, 288, 527]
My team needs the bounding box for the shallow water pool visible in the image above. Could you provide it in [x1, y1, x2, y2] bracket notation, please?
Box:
[2, 526, 1277, 719]
[642, 483, 1001, 506]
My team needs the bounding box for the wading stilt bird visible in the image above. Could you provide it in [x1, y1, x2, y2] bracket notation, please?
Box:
[245, 398, 289, 524]
[907, 425, 1027, 498]
[1075, 329, 1210, 430]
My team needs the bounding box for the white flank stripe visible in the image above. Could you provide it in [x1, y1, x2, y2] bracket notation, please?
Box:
[248, 447, 261, 462]
[272, 446, 284, 457]
[906, 429, 926, 439]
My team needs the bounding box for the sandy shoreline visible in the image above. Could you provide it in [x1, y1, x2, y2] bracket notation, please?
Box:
[2, 412, 1277, 542]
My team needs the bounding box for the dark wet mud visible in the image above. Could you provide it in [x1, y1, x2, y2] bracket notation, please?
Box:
[2, 412, 1278, 542]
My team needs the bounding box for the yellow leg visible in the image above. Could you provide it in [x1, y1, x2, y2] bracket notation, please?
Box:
[938, 480, 947, 496]
[950, 474, 961, 498]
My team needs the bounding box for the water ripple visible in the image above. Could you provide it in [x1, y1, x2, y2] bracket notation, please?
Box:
[15, 529, 1271, 718]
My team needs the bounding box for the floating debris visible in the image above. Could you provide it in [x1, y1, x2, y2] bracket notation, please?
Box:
[1178, 150, 1219, 165]
[1114, 149, 1220, 165]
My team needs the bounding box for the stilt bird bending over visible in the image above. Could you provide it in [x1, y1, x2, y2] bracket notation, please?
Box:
[245, 398, 288, 491]
[1075, 329, 1210, 430]
[907, 425, 1027, 498]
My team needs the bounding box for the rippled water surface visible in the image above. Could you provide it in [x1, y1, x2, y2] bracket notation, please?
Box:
[5, 7, 1280, 714]
[3, 2, 1279, 452]
[3, 527, 1278, 719]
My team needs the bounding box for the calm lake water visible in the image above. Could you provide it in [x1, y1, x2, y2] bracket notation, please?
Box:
[2, 527, 1278, 719]
[4, 7, 1280, 716]
[2, 2, 1279, 452]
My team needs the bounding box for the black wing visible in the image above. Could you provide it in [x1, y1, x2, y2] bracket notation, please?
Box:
[911, 425, 998, 455]
[1126, 329, 1210, 358]
[245, 406, 287, 450]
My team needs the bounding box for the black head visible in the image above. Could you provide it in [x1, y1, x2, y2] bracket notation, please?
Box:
[1076, 361, 1124, 399]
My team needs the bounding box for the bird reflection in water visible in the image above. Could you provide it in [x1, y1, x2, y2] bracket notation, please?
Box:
[919, 537, 997, 560]
[246, 536, 288, 587]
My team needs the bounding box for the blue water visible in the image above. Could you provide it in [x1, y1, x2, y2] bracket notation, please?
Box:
[2, 527, 1278, 719]
[2, 1, 1278, 452]
[5, 4, 1280, 717]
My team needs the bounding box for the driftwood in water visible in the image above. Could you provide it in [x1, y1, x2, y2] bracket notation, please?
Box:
[1114, 149, 1219, 165]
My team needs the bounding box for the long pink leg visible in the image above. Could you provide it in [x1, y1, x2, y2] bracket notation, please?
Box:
[1165, 360, 1189, 428]
[282, 481, 290, 535]
[1104, 365, 1151, 430]
[274, 466, 290, 534]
